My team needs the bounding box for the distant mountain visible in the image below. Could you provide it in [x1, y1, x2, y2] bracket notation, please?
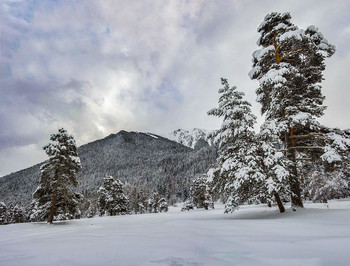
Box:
[168, 128, 212, 149]
[0, 130, 217, 206]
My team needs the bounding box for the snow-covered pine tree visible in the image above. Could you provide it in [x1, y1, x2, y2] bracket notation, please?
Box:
[321, 128, 350, 175]
[30, 128, 83, 223]
[208, 78, 290, 213]
[125, 186, 149, 214]
[257, 126, 291, 212]
[136, 186, 148, 214]
[147, 192, 160, 213]
[0, 202, 8, 225]
[8, 204, 27, 224]
[86, 202, 97, 218]
[208, 78, 258, 200]
[128, 186, 139, 214]
[207, 166, 225, 202]
[249, 12, 335, 207]
[158, 198, 169, 212]
[98, 176, 129, 216]
[303, 127, 350, 202]
[306, 171, 349, 203]
[208, 79, 263, 212]
[190, 175, 214, 210]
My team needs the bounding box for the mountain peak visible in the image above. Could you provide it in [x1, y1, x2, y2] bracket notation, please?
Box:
[168, 128, 211, 149]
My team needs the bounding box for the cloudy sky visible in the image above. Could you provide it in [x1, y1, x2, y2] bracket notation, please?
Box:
[0, 0, 349, 177]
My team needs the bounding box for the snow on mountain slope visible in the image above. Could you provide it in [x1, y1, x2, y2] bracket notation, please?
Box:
[168, 128, 212, 149]
[1, 199, 350, 265]
[0, 130, 217, 206]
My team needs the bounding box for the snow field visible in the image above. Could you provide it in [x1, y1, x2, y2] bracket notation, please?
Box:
[1, 200, 350, 265]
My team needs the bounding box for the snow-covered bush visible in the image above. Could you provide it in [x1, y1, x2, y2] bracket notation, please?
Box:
[181, 201, 194, 211]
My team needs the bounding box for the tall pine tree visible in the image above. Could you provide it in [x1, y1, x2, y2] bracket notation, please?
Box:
[208, 78, 289, 212]
[249, 12, 335, 207]
[30, 128, 82, 223]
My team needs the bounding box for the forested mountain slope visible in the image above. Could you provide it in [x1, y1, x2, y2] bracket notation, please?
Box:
[0, 131, 217, 206]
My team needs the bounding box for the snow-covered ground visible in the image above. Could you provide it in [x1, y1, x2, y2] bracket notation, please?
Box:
[1, 200, 350, 266]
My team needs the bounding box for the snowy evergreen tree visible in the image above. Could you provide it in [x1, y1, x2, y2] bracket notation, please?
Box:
[0, 203, 28, 224]
[30, 128, 83, 223]
[208, 78, 290, 213]
[129, 186, 139, 214]
[138, 202, 146, 214]
[306, 170, 349, 203]
[125, 185, 149, 214]
[207, 78, 258, 199]
[207, 167, 225, 202]
[158, 198, 169, 212]
[190, 175, 214, 210]
[8, 204, 27, 224]
[256, 124, 292, 212]
[208, 78, 263, 212]
[249, 12, 335, 207]
[321, 128, 350, 175]
[86, 202, 97, 218]
[147, 192, 161, 213]
[303, 127, 350, 201]
[98, 176, 129, 216]
[0, 202, 8, 225]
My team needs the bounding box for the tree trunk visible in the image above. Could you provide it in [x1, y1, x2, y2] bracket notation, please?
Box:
[290, 173, 303, 207]
[274, 192, 285, 213]
[288, 129, 304, 208]
[48, 188, 57, 223]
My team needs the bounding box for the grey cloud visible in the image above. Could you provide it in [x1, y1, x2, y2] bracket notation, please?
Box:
[0, 78, 90, 148]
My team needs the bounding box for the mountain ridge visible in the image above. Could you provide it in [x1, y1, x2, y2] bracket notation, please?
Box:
[0, 130, 217, 206]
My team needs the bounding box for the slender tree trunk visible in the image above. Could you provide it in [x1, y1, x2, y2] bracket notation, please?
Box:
[48, 188, 57, 224]
[290, 164, 303, 207]
[274, 192, 285, 213]
[287, 129, 304, 208]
